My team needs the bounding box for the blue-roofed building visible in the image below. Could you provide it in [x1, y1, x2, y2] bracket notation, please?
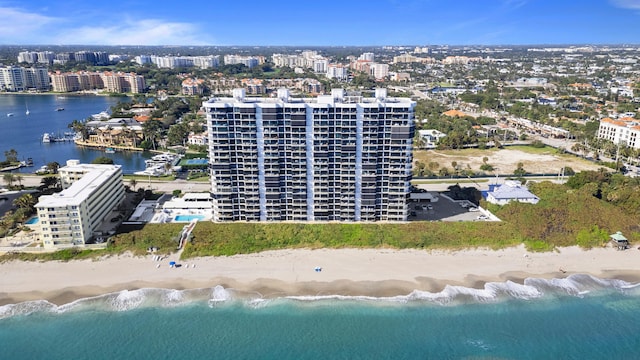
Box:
[485, 180, 540, 205]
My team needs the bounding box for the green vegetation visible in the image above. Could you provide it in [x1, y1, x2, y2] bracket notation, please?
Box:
[490, 180, 640, 248]
[3, 170, 640, 262]
[180, 222, 523, 257]
[91, 156, 115, 165]
[1, 223, 186, 262]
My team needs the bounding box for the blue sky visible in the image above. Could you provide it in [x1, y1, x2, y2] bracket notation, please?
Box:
[0, 0, 639, 46]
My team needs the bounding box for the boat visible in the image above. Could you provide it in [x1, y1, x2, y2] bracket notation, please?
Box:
[145, 153, 177, 168]
[26, 102, 30, 115]
[105, 147, 116, 154]
[150, 153, 176, 162]
[7, 113, 14, 117]
[91, 111, 111, 120]
[42, 133, 51, 143]
[55, 107, 65, 111]
[134, 165, 165, 176]
[19, 158, 34, 167]
[25, 109, 30, 115]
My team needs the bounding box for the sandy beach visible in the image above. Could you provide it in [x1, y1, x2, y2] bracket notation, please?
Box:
[1, 245, 640, 306]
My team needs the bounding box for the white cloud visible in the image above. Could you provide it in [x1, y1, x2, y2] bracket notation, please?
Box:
[0, 6, 214, 45]
[0, 7, 59, 43]
[610, 0, 640, 9]
[53, 19, 214, 45]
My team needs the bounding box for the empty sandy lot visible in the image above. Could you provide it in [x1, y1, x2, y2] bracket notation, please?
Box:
[414, 147, 605, 175]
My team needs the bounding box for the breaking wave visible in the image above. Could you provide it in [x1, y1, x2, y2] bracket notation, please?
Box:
[1, 274, 638, 319]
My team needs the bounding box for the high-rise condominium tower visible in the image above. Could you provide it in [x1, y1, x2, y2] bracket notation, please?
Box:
[203, 88, 415, 222]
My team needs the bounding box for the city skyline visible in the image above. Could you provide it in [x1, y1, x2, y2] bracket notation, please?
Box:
[0, 0, 639, 46]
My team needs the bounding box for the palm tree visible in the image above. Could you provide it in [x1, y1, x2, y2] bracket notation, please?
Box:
[142, 120, 163, 150]
[41, 176, 59, 189]
[4, 149, 18, 163]
[68, 119, 88, 140]
[46, 162, 60, 174]
[129, 178, 137, 192]
[3, 173, 15, 188]
[164, 162, 173, 176]
[13, 193, 36, 211]
[15, 174, 23, 188]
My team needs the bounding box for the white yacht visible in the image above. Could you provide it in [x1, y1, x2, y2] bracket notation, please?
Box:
[134, 165, 165, 176]
[91, 111, 111, 120]
[150, 153, 176, 162]
[42, 133, 51, 143]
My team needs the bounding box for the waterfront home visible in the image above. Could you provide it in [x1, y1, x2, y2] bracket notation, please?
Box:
[85, 118, 143, 148]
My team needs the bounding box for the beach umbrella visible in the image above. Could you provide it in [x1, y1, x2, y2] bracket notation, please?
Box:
[169, 261, 176, 267]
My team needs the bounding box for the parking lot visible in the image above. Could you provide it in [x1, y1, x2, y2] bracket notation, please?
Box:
[407, 192, 493, 222]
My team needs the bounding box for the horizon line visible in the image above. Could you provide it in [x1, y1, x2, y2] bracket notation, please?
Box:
[2, 43, 640, 48]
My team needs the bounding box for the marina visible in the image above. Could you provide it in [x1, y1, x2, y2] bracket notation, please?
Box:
[0, 94, 149, 174]
[134, 153, 181, 176]
[41, 132, 77, 143]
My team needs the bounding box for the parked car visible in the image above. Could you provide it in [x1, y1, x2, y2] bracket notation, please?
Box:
[426, 205, 433, 210]
[410, 211, 417, 217]
[468, 207, 479, 212]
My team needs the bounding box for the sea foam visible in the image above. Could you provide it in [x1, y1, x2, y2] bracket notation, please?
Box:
[1, 274, 637, 319]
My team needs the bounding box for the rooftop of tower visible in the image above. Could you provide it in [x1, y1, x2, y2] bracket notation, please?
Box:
[204, 88, 415, 107]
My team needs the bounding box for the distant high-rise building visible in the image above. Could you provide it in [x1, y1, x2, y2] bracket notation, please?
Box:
[36, 51, 55, 65]
[203, 88, 415, 222]
[0, 66, 50, 91]
[135, 55, 152, 65]
[370, 63, 389, 80]
[55, 52, 75, 64]
[17, 51, 38, 64]
[74, 51, 96, 64]
[326, 64, 349, 80]
[23, 67, 50, 91]
[359, 52, 375, 62]
[223, 55, 260, 68]
[0, 66, 25, 91]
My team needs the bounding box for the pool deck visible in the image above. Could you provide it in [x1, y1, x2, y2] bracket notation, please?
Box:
[149, 210, 212, 224]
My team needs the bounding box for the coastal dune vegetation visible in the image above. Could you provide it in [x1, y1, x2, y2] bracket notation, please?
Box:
[2, 171, 639, 262]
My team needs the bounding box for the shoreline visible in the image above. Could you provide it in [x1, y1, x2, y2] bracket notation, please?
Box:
[2, 245, 640, 306]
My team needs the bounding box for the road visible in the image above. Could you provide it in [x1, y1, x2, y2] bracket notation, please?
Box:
[12, 175, 212, 193]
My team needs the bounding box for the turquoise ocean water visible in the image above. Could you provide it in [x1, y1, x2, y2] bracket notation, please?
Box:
[2, 274, 640, 359]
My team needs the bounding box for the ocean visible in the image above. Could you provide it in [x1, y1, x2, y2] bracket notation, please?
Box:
[0, 94, 150, 174]
[1, 274, 639, 359]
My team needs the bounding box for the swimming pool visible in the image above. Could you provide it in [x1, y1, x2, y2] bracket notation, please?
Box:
[25, 217, 39, 225]
[173, 215, 205, 222]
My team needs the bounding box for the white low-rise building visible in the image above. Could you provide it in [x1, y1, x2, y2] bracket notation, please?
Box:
[188, 132, 208, 145]
[163, 193, 213, 212]
[36, 160, 124, 249]
[418, 129, 446, 149]
[485, 181, 539, 205]
[597, 117, 640, 149]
